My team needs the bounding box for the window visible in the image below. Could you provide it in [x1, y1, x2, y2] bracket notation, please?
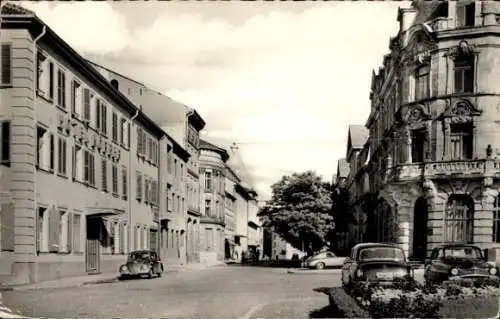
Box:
[83, 88, 91, 121]
[119, 223, 126, 254]
[71, 80, 82, 116]
[137, 128, 144, 155]
[445, 195, 474, 243]
[57, 136, 67, 176]
[167, 151, 173, 173]
[112, 112, 118, 142]
[136, 171, 143, 200]
[151, 180, 157, 206]
[57, 69, 66, 109]
[493, 196, 500, 243]
[414, 65, 429, 100]
[101, 159, 108, 192]
[205, 171, 212, 192]
[205, 199, 212, 217]
[122, 166, 127, 200]
[72, 144, 83, 181]
[72, 214, 81, 253]
[454, 56, 474, 93]
[456, 2, 475, 28]
[95, 98, 101, 131]
[0, 121, 10, 167]
[36, 126, 54, 171]
[37, 207, 49, 253]
[97, 100, 107, 135]
[450, 123, 473, 160]
[110, 79, 119, 89]
[112, 164, 118, 196]
[1, 43, 12, 86]
[36, 52, 53, 99]
[411, 129, 425, 163]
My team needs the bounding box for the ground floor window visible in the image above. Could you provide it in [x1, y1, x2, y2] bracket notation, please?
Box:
[493, 195, 500, 243]
[445, 195, 474, 243]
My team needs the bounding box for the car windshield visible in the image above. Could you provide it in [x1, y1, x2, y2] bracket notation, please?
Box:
[443, 247, 482, 260]
[358, 247, 405, 262]
[128, 251, 151, 261]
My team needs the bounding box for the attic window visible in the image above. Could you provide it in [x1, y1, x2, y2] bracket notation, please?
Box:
[110, 79, 119, 90]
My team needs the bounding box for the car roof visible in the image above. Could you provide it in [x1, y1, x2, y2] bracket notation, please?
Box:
[354, 243, 401, 250]
[130, 250, 154, 254]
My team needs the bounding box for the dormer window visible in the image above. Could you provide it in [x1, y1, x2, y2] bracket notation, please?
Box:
[110, 79, 119, 90]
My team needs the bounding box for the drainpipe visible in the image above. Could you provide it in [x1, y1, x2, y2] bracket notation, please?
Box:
[156, 136, 162, 259]
[33, 26, 46, 256]
[128, 110, 139, 253]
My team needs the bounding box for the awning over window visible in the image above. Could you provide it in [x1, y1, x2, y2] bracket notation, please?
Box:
[86, 207, 125, 218]
[248, 221, 260, 229]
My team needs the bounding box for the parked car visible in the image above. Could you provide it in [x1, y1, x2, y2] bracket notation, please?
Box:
[341, 243, 414, 291]
[119, 250, 164, 280]
[424, 244, 499, 285]
[303, 251, 345, 269]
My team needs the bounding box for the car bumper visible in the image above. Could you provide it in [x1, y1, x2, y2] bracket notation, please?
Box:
[119, 270, 150, 276]
[449, 274, 499, 281]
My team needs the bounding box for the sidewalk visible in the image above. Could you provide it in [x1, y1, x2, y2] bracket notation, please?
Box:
[0, 262, 227, 291]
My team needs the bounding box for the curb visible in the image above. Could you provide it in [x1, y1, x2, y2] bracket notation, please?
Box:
[287, 268, 341, 275]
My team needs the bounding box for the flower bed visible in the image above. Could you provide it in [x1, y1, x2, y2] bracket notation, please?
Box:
[328, 277, 500, 319]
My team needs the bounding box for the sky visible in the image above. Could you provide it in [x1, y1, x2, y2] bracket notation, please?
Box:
[19, 1, 408, 200]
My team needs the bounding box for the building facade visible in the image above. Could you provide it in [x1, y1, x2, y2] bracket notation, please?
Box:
[340, 0, 500, 262]
[224, 164, 239, 259]
[0, 4, 167, 284]
[199, 139, 228, 263]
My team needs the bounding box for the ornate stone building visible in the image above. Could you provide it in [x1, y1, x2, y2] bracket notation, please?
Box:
[359, 0, 500, 261]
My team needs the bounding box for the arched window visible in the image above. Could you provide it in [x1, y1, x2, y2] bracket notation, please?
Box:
[110, 79, 119, 90]
[493, 195, 500, 243]
[445, 195, 474, 243]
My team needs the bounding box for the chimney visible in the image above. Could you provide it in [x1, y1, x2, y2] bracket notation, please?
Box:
[398, 7, 418, 33]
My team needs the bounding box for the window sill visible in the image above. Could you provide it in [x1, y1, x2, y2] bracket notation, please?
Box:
[122, 196, 128, 201]
[56, 104, 67, 112]
[0, 161, 11, 167]
[57, 173, 68, 179]
[37, 167, 54, 174]
[112, 193, 119, 198]
[37, 93, 54, 104]
[0, 84, 13, 89]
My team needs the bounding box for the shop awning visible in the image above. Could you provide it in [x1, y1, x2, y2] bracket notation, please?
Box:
[248, 221, 260, 228]
[86, 207, 125, 218]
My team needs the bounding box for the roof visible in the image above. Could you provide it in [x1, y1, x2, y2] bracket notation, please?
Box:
[337, 158, 350, 179]
[187, 109, 206, 132]
[168, 136, 190, 162]
[1, 3, 165, 138]
[346, 124, 369, 159]
[199, 139, 229, 162]
[86, 59, 145, 87]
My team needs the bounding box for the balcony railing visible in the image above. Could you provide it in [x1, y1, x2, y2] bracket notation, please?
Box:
[393, 159, 500, 181]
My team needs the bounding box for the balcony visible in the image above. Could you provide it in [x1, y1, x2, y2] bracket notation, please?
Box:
[393, 159, 500, 181]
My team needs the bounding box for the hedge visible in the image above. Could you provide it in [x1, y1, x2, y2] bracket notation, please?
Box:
[328, 276, 500, 319]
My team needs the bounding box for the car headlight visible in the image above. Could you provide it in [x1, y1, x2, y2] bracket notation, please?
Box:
[489, 267, 498, 275]
[450, 268, 459, 276]
[120, 265, 127, 271]
[356, 269, 364, 278]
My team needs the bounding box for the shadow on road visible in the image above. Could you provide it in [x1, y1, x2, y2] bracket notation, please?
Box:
[309, 287, 341, 318]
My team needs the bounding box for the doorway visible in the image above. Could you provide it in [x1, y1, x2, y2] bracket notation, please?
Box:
[412, 197, 429, 260]
[86, 217, 101, 274]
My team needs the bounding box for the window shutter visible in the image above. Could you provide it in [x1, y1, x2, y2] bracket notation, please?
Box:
[1, 121, 10, 164]
[71, 146, 76, 180]
[96, 99, 101, 130]
[49, 134, 54, 170]
[102, 159, 107, 191]
[112, 112, 117, 141]
[48, 62, 54, 99]
[1, 44, 12, 85]
[83, 88, 90, 120]
[136, 172, 142, 200]
[127, 122, 131, 148]
[102, 104, 107, 134]
[71, 81, 76, 114]
[48, 207, 59, 253]
[67, 212, 73, 253]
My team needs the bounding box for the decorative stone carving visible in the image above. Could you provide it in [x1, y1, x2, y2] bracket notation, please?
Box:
[450, 179, 469, 194]
[422, 179, 437, 199]
[442, 99, 480, 123]
[445, 40, 478, 60]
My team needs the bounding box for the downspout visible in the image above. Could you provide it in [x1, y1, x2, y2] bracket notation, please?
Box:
[33, 26, 46, 255]
[128, 110, 139, 253]
[156, 135, 162, 259]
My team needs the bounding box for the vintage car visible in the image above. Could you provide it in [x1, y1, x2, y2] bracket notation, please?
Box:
[119, 250, 164, 280]
[424, 244, 499, 285]
[303, 251, 345, 269]
[341, 243, 414, 291]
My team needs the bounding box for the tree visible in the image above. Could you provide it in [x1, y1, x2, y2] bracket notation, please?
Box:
[258, 171, 334, 252]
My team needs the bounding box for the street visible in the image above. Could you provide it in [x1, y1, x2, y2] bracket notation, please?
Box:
[2, 266, 339, 319]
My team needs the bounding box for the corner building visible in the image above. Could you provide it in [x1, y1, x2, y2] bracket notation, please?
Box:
[364, 0, 500, 262]
[0, 4, 166, 284]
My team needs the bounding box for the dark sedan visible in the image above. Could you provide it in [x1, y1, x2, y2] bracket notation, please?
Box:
[424, 244, 499, 285]
[341, 243, 414, 292]
[119, 250, 164, 280]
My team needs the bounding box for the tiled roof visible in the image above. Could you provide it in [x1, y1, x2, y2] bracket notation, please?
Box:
[1, 2, 34, 15]
[337, 158, 350, 179]
[348, 124, 369, 150]
[199, 139, 229, 162]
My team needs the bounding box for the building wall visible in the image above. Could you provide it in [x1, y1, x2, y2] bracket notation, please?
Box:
[0, 26, 162, 284]
[234, 189, 249, 253]
[199, 149, 226, 263]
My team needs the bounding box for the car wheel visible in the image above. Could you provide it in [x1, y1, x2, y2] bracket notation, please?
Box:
[315, 262, 325, 270]
[157, 269, 162, 278]
[147, 269, 153, 279]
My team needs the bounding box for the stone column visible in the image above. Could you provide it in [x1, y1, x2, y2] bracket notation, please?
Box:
[427, 196, 446, 253]
[425, 120, 433, 161]
[396, 204, 411, 259]
[476, 177, 496, 248]
[443, 119, 451, 160]
[406, 129, 412, 164]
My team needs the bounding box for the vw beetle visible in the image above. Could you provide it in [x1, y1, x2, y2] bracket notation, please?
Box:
[424, 244, 499, 285]
[119, 250, 164, 280]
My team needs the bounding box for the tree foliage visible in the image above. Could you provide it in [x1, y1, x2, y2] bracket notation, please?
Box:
[258, 171, 334, 251]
